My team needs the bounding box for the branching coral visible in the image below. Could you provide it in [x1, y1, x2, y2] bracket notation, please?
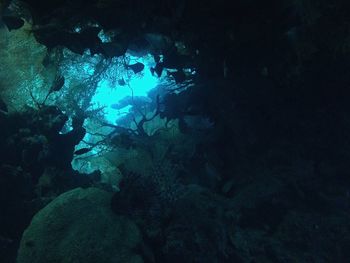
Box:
[0, 22, 53, 111]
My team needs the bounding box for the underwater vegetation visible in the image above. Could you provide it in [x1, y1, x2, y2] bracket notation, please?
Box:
[1, 0, 350, 262]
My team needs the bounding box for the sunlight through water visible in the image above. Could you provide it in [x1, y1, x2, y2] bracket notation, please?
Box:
[90, 53, 159, 123]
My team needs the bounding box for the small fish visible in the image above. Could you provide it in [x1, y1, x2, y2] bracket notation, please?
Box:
[118, 78, 126, 86]
[50, 76, 65, 92]
[74, 148, 91, 155]
[150, 62, 164, 77]
[127, 62, 145, 74]
[111, 96, 151, 110]
[2, 15, 24, 31]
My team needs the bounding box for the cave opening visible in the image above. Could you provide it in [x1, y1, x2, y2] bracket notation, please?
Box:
[3, 1, 350, 262]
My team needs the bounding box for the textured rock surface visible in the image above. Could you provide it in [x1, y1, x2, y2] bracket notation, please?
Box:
[17, 187, 143, 263]
[0, 106, 99, 263]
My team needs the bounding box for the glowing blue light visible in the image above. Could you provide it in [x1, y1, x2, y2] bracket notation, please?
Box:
[90, 53, 159, 123]
[129, 69, 158, 97]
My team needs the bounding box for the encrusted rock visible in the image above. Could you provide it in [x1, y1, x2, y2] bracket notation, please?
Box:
[17, 187, 143, 263]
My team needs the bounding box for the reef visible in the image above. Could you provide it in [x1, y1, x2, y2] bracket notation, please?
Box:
[1, 0, 350, 262]
[0, 104, 99, 262]
[17, 187, 142, 263]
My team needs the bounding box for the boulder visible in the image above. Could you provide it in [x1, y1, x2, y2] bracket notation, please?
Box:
[17, 187, 143, 263]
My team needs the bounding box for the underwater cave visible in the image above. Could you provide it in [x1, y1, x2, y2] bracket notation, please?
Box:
[1, 0, 350, 262]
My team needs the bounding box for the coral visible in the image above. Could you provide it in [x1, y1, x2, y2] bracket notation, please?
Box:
[111, 168, 164, 231]
[0, 105, 101, 262]
[112, 163, 234, 262]
[17, 187, 143, 263]
[162, 185, 233, 263]
[0, 23, 54, 111]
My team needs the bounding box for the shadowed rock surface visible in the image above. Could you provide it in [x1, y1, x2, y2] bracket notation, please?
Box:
[17, 187, 143, 263]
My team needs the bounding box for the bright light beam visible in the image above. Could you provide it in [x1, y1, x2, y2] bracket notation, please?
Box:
[90, 53, 158, 123]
